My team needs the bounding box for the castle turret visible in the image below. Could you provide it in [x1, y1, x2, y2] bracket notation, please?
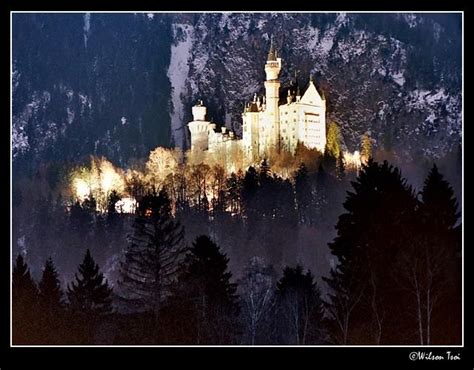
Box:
[188, 100, 211, 152]
[264, 36, 282, 152]
[192, 99, 207, 121]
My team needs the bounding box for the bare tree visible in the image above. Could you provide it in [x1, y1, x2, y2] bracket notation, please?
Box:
[238, 257, 276, 344]
[393, 235, 448, 345]
[323, 267, 365, 345]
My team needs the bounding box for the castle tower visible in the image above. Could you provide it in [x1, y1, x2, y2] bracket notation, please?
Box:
[188, 100, 211, 152]
[264, 36, 282, 153]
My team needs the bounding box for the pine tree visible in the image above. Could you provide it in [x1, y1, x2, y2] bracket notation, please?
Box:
[415, 164, 461, 344]
[118, 190, 185, 321]
[420, 164, 459, 230]
[294, 163, 312, 225]
[67, 249, 113, 343]
[39, 258, 63, 315]
[225, 172, 242, 215]
[336, 151, 346, 179]
[38, 257, 65, 343]
[67, 249, 113, 316]
[241, 166, 260, 224]
[69, 197, 95, 249]
[162, 235, 239, 344]
[314, 163, 328, 224]
[12, 254, 39, 344]
[106, 190, 121, 216]
[259, 158, 271, 180]
[325, 159, 418, 344]
[276, 265, 326, 344]
[242, 166, 259, 200]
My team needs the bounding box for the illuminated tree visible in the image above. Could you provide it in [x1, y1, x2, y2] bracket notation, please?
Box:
[70, 157, 125, 212]
[211, 165, 226, 213]
[325, 121, 341, 159]
[294, 142, 323, 173]
[188, 163, 211, 211]
[360, 133, 372, 163]
[125, 169, 147, 202]
[145, 147, 180, 190]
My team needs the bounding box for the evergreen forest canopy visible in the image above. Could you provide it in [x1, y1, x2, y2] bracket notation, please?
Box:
[12, 156, 461, 345]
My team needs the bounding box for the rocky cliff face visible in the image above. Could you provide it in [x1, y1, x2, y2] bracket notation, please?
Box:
[12, 12, 462, 173]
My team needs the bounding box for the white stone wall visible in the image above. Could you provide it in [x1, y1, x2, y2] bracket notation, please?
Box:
[188, 120, 210, 152]
[280, 103, 299, 153]
[187, 57, 327, 162]
[242, 111, 260, 162]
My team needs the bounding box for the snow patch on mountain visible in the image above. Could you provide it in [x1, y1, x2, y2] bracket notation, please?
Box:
[319, 27, 336, 57]
[408, 88, 448, 110]
[391, 71, 405, 86]
[83, 13, 91, 48]
[12, 63, 20, 95]
[336, 31, 369, 63]
[168, 23, 194, 148]
[67, 107, 75, 124]
[12, 124, 29, 159]
[403, 13, 419, 28]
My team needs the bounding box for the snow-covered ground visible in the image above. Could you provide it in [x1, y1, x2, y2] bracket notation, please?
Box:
[167, 24, 194, 148]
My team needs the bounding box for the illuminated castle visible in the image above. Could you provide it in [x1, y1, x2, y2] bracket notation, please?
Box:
[187, 38, 327, 163]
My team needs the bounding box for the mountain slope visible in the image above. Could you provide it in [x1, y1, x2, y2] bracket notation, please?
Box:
[12, 12, 462, 173]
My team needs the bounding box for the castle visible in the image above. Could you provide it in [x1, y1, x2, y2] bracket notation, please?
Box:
[187, 39, 327, 164]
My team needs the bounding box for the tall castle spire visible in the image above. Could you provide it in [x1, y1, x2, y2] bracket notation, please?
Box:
[267, 35, 277, 61]
[264, 34, 282, 153]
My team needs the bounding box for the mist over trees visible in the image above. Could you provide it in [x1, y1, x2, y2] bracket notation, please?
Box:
[12, 156, 461, 345]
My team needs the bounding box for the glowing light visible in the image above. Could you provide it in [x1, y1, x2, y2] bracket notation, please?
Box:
[100, 162, 124, 194]
[73, 178, 90, 201]
[115, 197, 137, 214]
[343, 150, 362, 170]
[70, 157, 126, 212]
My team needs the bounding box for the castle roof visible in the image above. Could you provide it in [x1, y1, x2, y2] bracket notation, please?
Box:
[246, 101, 260, 112]
[267, 36, 277, 61]
[300, 80, 324, 106]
